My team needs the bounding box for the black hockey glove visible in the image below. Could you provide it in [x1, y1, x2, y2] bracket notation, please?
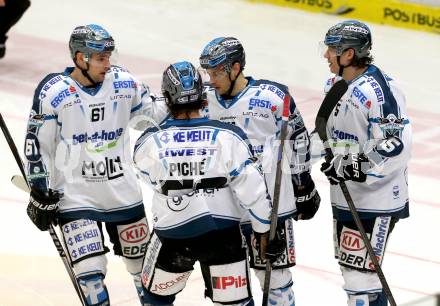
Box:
[27, 188, 60, 231]
[254, 231, 285, 264]
[320, 153, 370, 185]
[293, 179, 320, 220]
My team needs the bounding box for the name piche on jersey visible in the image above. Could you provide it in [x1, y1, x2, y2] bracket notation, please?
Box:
[169, 160, 206, 177]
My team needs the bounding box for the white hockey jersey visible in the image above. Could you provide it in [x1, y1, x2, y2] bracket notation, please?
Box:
[203, 78, 312, 220]
[133, 117, 272, 239]
[324, 65, 412, 221]
[24, 66, 167, 222]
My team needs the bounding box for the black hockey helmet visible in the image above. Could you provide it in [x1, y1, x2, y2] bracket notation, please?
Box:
[324, 20, 372, 58]
[199, 37, 246, 72]
[162, 61, 204, 105]
[69, 24, 115, 62]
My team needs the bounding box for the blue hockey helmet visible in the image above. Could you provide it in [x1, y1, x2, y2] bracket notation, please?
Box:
[162, 61, 204, 105]
[199, 37, 246, 72]
[69, 24, 115, 61]
[324, 20, 372, 58]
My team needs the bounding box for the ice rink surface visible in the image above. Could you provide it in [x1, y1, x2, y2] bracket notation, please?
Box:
[0, 0, 439, 305]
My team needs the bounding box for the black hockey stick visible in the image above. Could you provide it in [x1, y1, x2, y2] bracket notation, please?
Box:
[0, 113, 87, 305]
[262, 95, 290, 306]
[315, 80, 397, 306]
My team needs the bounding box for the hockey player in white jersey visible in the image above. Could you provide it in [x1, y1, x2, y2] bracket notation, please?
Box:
[199, 37, 320, 305]
[133, 61, 282, 306]
[319, 20, 412, 306]
[24, 24, 167, 305]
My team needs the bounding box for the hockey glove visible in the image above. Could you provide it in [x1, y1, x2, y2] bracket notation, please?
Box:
[320, 153, 369, 185]
[254, 231, 285, 264]
[27, 188, 60, 231]
[293, 179, 321, 220]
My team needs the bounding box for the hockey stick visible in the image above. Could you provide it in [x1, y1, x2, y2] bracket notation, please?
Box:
[262, 94, 290, 306]
[12, 174, 30, 192]
[0, 113, 87, 305]
[315, 80, 397, 306]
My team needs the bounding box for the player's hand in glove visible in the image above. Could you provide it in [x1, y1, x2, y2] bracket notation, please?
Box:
[27, 188, 60, 231]
[320, 153, 370, 185]
[293, 178, 320, 220]
[254, 231, 285, 263]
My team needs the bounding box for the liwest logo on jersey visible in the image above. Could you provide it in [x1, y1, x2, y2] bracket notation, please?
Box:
[81, 156, 124, 181]
[158, 147, 217, 159]
[72, 128, 124, 145]
[51, 86, 77, 108]
[249, 98, 277, 111]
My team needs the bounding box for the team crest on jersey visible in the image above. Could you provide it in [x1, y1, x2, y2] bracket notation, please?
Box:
[378, 114, 405, 137]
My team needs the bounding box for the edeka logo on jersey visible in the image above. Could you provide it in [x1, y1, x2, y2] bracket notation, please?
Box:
[50, 86, 77, 108]
[81, 156, 124, 181]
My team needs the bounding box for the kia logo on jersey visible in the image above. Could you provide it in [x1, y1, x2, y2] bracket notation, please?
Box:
[120, 223, 149, 243]
[341, 230, 365, 251]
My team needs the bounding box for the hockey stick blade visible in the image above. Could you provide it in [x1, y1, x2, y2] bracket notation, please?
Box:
[11, 175, 30, 193]
[315, 79, 348, 143]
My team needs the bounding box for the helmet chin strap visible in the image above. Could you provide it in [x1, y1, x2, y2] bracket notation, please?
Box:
[221, 65, 242, 100]
[73, 55, 99, 87]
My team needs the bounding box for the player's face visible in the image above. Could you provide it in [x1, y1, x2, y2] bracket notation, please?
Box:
[87, 52, 112, 82]
[323, 46, 340, 74]
[205, 65, 231, 95]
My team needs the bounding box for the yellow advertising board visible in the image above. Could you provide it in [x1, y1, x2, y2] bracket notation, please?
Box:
[248, 0, 440, 34]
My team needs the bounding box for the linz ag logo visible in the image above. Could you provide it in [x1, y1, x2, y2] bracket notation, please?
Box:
[120, 223, 149, 243]
[341, 230, 365, 251]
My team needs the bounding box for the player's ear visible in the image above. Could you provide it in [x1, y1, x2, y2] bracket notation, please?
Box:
[231, 62, 241, 77]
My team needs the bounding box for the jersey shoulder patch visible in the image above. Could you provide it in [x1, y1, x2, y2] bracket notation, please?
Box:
[36, 73, 76, 109]
[253, 79, 288, 103]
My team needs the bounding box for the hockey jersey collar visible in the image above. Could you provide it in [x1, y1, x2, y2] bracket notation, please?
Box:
[64, 67, 104, 96]
[215, 77, 256, 109]
[164, 117, 210, 127]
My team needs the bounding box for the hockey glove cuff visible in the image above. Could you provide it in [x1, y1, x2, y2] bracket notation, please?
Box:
[254, 231, 285, 264]
[27, 188, 60, 231]
[293, 179, 321, 220]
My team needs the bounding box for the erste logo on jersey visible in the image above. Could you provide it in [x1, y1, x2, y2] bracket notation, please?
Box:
[51, 85, 77, 108]
[249, 98, 277, 112]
